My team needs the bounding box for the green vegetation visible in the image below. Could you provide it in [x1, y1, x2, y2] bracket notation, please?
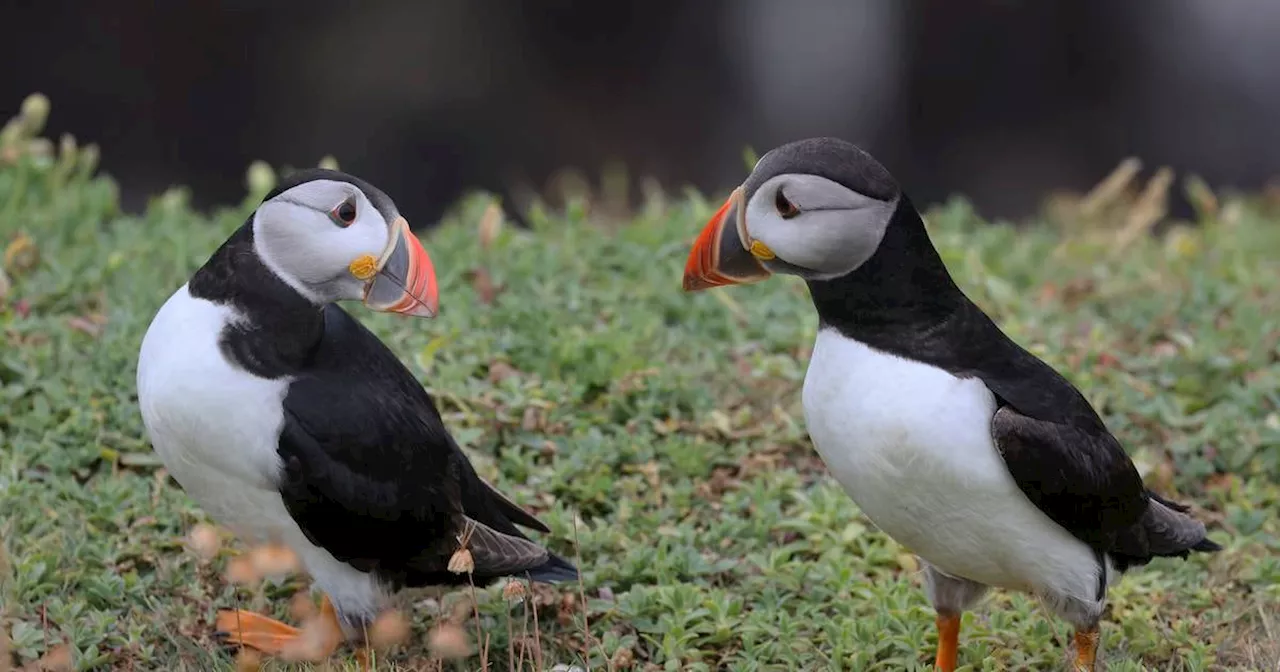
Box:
[1, 96, 1277, 671]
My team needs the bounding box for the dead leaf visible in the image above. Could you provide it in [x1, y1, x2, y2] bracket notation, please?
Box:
[35, 643, 74, 671]
[67, 313, 106, 337]
[611, 646, 636, 669]
[468, 267, 502, 305]
[521, 407, 541, 431]
[1205, 473, 1238, 493]
[488, 361, 518, 384]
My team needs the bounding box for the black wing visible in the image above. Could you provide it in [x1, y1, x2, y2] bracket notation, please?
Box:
[274, 304, 574, 587]
[855, 298, 1150, 550]
[936, 302, 1212, 562]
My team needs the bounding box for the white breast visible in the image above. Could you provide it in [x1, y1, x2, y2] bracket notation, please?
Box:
[136, 285, 384, 620]
[801, 329, 1101, 601]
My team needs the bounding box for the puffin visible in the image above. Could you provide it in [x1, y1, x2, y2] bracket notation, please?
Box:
[680, 138, 1221, 671]
[136, 169, 577, 662]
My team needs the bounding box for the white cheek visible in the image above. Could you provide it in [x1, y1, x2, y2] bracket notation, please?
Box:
[302, 219, 386, 285]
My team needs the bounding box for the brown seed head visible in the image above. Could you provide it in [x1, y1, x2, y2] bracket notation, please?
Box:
[367, 610, 411, 650]
[427, 623, 472, 660]
[279, 613, 342, 662]
[186, 524, 221, 560]
[447, 548, 474, 575]
[289, 592, 317, 621]
[223, 556, 260, 586]
[249, 543, 301, 580]
[502, 580, 527, 602]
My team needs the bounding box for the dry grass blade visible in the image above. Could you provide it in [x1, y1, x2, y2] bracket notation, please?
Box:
[478, 201, 504, 250]
[571, 517, 612, 671]
[1078, 157, 1142, 218]
[2, 233, 38, 276]
[0, 621, 11, 672]
[1182, 173, 1219, 219]
[529, 578, 545, 672]
[1116, 166, 1174, 250]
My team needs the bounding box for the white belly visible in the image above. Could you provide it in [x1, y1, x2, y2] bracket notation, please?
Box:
[136, 285, 384, 619]
[136, 285, 292, 538]
[801, 329, 1100, 599]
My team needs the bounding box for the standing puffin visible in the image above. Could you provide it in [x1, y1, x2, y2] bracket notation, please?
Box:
[681, 138, 1220, 671]
[136, 170, 577, 661]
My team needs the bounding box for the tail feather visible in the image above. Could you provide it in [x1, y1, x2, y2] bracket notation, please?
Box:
[524, 552, 579, 584]
[1112, 490, 1222, 568]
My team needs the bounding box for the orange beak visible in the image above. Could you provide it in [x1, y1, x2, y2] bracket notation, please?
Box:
[682, 187, 772, 291]
[363, 216, 440, 317]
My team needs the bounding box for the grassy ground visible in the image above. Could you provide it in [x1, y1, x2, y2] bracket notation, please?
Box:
[2, 97, 1278, 672]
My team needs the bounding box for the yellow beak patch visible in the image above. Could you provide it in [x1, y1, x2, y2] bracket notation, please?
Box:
[749, 240, 776, 261]
[348, 254, 378, 281]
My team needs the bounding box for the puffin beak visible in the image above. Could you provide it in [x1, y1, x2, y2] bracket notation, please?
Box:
[363, 216, 439, 318]
[682, 187, 772, 291]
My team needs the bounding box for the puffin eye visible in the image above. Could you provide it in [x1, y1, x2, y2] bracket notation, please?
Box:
[775, 189, 800, 219]
[331, 198, 358, 227]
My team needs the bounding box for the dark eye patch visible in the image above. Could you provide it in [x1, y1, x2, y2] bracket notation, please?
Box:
[775, 189, 800, 219]
[330, 197, 358, 227]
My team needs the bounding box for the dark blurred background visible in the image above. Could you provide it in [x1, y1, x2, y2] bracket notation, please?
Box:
[5, 0, 1279, 226]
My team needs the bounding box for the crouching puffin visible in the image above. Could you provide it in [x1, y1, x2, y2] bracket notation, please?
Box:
[136, 170, 577, 662]
[681, 138, 1221, 671]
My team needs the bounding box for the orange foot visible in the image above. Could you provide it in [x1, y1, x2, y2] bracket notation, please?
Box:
[1072, 627, 1100, 672]
[214, 596, 343, 661]
[935, 611, 960, 672]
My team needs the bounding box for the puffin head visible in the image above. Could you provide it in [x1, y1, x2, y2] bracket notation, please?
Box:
[682, 137, 901, 290]
[252, 169, 439, 317]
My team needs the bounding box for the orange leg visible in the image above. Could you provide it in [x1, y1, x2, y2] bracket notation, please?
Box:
[215, 595, 343, 661]
[1072, 627, 1100, 672]
[354, 646, 373, 672]
[935, 611, 960, 672]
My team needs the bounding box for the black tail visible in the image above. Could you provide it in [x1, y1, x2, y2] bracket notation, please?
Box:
[524, 552, 580, 584]
[1111, 490, 1222, 570]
